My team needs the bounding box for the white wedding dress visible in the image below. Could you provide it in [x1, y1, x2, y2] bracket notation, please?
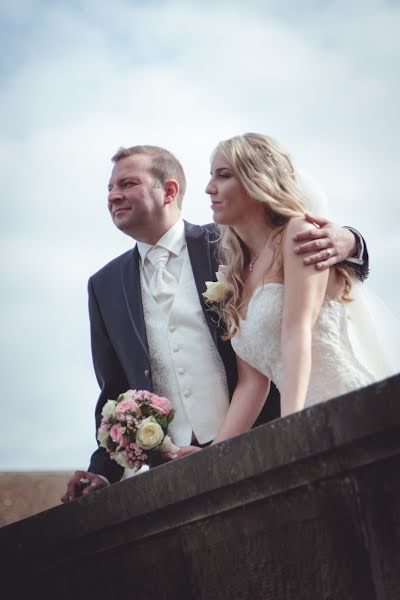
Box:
[231, 283, 376, 407]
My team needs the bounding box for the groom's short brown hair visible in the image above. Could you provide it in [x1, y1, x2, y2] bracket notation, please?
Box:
[111, 145, 186, 207]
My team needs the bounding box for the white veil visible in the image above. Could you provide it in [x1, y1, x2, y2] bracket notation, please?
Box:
[298, 170, 400, 382]
[345, 282, 400, 381]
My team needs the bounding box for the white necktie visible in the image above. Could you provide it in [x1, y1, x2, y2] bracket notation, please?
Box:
[147, 245, 177, 311]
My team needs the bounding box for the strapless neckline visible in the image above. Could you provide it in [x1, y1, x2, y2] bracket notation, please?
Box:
[232, 281, 374, 406]
[241, 283, 283, 322]
[240, 282, 342, 322]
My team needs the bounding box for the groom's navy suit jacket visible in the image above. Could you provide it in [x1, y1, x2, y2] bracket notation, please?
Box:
[87, 221, 281, 483]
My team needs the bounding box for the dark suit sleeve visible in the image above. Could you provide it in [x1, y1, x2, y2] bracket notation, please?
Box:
[344, 228, 369, 281]
[357, 236, 369, 281]
[87, 276, 126, 483]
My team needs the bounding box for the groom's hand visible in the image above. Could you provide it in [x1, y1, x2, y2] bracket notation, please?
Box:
[61, 470, 108, 503]
[293, 213, 357, 270]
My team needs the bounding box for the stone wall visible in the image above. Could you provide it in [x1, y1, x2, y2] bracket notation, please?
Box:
[1, 374, 399, 599]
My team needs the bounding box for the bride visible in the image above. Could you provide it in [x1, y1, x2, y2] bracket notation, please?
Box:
[197, 132, 396, 445]
[166, 132, 398, 463]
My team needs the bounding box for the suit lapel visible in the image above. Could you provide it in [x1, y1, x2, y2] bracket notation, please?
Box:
[185, 221, 219, 344]
[120, 247, 150, 361]
[119, 224, 219, 355]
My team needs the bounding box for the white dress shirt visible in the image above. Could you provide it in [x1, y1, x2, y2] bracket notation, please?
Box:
[137, 218, 186, 286]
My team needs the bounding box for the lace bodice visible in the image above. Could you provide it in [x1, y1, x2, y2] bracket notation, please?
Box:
[231, 283, 374, 407]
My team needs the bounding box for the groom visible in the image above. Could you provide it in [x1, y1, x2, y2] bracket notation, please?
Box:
[62, 144, 368, 502]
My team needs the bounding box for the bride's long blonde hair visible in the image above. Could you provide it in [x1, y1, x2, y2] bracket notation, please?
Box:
[214, 132, 352, 338]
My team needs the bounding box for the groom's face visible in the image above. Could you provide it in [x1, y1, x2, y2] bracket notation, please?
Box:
[107, 154, 165, 240]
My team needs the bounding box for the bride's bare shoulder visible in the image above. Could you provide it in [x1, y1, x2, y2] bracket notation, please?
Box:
[282, 217, 316, 249]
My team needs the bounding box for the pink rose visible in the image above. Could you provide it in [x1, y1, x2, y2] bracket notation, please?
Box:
[116, 398, 141, 418]
[110, 424, 124, 444]
[148, 394, 172, 415]
[136, 389, 153, 402]
[100, 417, 110, 430]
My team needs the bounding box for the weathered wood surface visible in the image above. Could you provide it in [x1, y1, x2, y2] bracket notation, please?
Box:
[1, 374, 399, 600]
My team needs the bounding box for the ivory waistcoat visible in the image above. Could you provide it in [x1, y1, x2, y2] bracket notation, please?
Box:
[140, 250, 229, 445]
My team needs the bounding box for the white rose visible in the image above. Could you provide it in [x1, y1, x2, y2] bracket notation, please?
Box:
[202, 280, 227, 303]
[118, 389, 137, 402]
[97, 427, 110, 449]
[113, 451, 130, 468]
[101, 400, 117, 419]
[136, 417, 165, 450]
[215, 266, 228, 283]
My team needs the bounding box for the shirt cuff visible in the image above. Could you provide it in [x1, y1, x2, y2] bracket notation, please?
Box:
[343, 226, 365, 266]
[97, 474, 110, 485]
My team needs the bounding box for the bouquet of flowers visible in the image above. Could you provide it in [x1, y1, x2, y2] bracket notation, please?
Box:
[97, 389, 179, 471]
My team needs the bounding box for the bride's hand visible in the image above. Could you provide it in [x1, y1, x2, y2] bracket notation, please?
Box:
[163, 445, 202, 460]
[160, 435, 181, 460]
[176, 445, 202, 458]
[293, 213, 358, 270]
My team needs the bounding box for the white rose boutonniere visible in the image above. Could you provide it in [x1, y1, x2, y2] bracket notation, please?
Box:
[202, 266, 228, 304]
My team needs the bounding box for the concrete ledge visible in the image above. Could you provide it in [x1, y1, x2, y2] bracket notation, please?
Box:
[1, 374, 400, 599]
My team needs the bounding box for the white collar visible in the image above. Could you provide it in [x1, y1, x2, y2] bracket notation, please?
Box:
[137, 218, 186, 265]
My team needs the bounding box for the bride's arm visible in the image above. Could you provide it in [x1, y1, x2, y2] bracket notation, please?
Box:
[280, 218, 329, 417]
[211, 356, 270, 445]
[170, 357, 269, 459]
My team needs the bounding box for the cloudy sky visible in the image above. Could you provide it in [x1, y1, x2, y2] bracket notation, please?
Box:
[1, 0, 399, 471]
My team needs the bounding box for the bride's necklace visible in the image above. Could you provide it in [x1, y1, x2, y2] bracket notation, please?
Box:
[249, 230, 273, 272]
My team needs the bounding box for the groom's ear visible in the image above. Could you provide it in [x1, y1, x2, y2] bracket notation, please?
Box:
[163, 180, 179, 205]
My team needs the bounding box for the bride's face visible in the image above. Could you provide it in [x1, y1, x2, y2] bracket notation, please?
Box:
[205, 152, 261, 226]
